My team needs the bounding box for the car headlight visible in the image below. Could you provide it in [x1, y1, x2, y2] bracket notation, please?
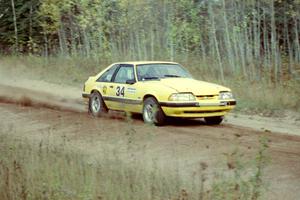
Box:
[219, 91, 234, 100]
[168, 93, 196, 101]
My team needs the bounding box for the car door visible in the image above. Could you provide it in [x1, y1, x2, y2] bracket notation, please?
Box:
[95, 64, 119, 109]
[108, 64, 140, 112]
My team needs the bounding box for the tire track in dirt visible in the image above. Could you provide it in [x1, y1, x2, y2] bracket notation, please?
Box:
[0, 83, 86, 112]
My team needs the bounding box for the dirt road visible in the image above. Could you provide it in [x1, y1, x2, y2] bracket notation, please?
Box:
[0, 80, 300, 200]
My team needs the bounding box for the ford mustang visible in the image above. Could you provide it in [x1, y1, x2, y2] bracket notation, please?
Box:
[82, 61, 236, 125]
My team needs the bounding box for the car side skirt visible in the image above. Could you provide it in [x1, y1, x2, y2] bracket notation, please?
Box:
[82, 93, 142, 105]
[102, 96, 142, 105]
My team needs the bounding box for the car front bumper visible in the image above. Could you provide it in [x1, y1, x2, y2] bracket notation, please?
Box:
[160, 100, 236, 118]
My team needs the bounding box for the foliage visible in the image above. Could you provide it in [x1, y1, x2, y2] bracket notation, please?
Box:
[0, 0, 42, 53]
[0, 0, 300, 82]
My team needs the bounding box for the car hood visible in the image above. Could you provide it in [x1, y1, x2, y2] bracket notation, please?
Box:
[160, 78, 230, 95]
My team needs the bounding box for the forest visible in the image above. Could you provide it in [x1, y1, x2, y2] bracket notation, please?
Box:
[1, 0, 300, 85]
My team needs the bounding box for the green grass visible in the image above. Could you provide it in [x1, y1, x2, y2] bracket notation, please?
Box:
[1, 55, 299, 114]
[225, 78, 300, 115]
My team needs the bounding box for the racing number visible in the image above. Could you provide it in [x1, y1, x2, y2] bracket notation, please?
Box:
[116, 86, 125, 97]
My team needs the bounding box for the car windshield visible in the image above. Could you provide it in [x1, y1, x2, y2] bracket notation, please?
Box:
[136, 64, 192, 81]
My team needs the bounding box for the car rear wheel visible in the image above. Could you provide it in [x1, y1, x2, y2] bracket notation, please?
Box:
[143, 97, 165, 126]
[204, 116, 223, 125]
[89, 92, 108, 117]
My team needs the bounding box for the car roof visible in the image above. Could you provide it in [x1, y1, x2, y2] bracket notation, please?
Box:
[112, 61, 179, 65]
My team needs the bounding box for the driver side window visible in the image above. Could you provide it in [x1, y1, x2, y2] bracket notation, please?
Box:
[113, 65, 135, 84]
[97, 64, 119, 82]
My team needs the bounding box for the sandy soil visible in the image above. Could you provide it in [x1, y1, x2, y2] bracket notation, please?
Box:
[0, 77, 300, 199]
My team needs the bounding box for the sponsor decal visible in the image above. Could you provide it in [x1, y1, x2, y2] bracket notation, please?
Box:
[103, 86, 107, 94]
[127, 87, 136, 94]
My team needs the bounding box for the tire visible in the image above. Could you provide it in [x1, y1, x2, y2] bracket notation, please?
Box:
[204, 116, 224, 125]
[88, 92, 108, 117]
[142, 97, 165, 126]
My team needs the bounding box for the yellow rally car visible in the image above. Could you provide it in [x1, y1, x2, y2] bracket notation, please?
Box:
[82, 61, 236, 125]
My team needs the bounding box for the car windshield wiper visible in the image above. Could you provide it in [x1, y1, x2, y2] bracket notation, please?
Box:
[164, 74, 181, 78]
[142, 76, 160, 80]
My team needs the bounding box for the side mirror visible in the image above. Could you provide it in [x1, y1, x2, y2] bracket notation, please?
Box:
[126, 79, 136, 85]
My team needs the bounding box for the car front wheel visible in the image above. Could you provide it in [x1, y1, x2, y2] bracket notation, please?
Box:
[204, 116, 223, 125]
[89, 92, 108, 117]
[143, 97, 165, 126]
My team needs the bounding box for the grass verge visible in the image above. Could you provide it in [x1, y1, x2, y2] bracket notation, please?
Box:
[0, 123, 269, 200]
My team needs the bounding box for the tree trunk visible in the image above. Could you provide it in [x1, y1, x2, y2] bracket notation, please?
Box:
[11, 0, 18, 52]
[270, 0, 281, 83]
[43, 32, 48, 57]
[222, 0, 235, 73]
[208, 2, 224, 82]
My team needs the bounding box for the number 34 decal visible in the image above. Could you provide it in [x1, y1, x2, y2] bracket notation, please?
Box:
[116, 86, 125, 97]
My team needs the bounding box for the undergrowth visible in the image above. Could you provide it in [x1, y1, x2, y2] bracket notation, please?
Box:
[0, 123, 269, 200]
